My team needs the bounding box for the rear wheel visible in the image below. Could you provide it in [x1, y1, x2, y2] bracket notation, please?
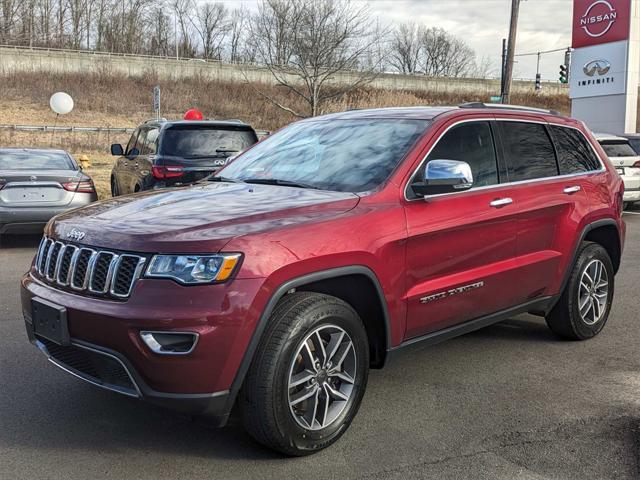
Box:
[546, 242, 614, 340]
[239, 292, 369, 456]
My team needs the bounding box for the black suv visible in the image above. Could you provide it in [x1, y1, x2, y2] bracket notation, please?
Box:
[110, 119, 258, 195]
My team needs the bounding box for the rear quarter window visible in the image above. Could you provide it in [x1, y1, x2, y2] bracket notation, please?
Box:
[549, 126, 601, 174]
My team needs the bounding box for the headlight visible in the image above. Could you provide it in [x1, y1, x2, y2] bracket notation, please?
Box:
[145, 253, 241, 284]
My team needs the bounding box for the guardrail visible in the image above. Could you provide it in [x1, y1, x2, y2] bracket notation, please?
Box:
[0, 124, 270, 137]
[0, 124, 135, 133]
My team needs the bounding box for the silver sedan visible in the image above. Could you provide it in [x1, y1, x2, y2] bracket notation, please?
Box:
[0, 148, 98, 235]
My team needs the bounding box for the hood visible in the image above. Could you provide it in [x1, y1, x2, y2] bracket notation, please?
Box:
[49, 182, 360, 253]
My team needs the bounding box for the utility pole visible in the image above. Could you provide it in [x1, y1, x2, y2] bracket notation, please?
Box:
[502, 0, 521, 104]
[500, 38, 507, 98]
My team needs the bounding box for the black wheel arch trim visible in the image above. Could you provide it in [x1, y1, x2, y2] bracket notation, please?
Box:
[550, 218, 621, 311]
[223, 265, 392, 421]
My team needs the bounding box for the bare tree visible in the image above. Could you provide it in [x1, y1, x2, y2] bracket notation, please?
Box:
[228, 3, 247, 63]
[248, 0, 297, 66]
[250, 0, 385, 118]
[190, 1, 228, 60]
[421, 27, 476, 78]
[389, 22, 424, 74]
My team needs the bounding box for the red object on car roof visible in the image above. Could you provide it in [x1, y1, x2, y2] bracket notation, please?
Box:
[183, 108, 203, 120]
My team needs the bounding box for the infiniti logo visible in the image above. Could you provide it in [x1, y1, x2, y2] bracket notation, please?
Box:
[66, 228, 86, 242]
[580, 0, 617, 38]
[583, 59, 611, 77]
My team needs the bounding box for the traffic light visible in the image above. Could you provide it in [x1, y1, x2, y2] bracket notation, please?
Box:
[559, 64, 568, 84]
[535, 73, 541, 91]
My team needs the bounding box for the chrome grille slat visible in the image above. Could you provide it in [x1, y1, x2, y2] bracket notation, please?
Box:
[34, 236, 145, 299]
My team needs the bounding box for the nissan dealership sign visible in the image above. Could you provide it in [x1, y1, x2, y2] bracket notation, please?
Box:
[572, 0, 631, 47]
[570, 0, 639, 134]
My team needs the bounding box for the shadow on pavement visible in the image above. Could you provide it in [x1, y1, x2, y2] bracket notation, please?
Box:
[0, 234, 42, 249]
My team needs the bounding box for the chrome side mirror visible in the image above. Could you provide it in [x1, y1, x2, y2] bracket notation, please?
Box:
[411, 159, 474, 196]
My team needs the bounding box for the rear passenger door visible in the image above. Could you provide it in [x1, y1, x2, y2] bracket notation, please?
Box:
[496, 120, 591, 304]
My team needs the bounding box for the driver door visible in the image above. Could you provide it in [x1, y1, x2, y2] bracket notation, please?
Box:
[403, 120, 520, 340]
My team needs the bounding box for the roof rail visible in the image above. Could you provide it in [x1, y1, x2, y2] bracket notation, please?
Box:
[143, 118, 166, 123]
[458, 102, 561, 116]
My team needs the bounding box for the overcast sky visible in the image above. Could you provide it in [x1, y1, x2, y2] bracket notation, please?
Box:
[218, 0, 573, 81]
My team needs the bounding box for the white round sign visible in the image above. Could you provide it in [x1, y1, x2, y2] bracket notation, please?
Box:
[49, 92, 74, 115]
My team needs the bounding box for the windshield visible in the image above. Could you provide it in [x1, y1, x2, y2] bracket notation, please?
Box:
[0, 151, 74, 170]
[160, 127, 257, 157]
[600, 141, 637, 157]
[219, 119, 429, 192]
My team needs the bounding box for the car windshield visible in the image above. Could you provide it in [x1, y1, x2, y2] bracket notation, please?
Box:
[0, 151, 74, 170]
[160, 126, 257, 157]
[600, 141, 637, 157]
[219, 119, 429, 192]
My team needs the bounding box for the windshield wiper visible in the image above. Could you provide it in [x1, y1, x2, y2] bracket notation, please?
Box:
[243, 178, 321, 190]
[204, 175, 244, 183]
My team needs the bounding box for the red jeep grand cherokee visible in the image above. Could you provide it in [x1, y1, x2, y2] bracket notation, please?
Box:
[21, 104, 625, 455]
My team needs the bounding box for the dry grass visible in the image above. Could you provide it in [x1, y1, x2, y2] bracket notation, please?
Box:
[1, 71, 574, 199]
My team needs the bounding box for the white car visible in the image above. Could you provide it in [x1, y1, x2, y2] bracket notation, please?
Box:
[595, 133, 640, 209]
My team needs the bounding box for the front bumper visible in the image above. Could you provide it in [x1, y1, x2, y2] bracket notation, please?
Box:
[22, 271, 266, 425]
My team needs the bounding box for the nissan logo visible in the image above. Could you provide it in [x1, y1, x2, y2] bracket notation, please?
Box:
[583, 59, 611, 76]
[580, 0, 617, 38]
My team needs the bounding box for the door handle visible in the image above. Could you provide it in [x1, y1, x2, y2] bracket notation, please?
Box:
[563, 185, 581, 194]
[489, 197, 513, 208]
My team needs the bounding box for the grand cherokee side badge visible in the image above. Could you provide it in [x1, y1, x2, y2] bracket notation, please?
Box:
[420, 281, 485, 304]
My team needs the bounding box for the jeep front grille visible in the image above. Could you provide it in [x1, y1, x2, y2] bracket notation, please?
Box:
[35, 236, 146, 299]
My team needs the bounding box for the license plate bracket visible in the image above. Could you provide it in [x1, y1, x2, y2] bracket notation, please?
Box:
[616, 168, 625, 175]
[31, 297, 69, 346]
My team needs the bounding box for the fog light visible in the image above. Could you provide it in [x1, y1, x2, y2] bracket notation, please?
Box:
[140, 331, 198, 355]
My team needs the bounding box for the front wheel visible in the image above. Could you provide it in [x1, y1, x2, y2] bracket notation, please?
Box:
[239, 292, 369, 456]
[546, 242, 614, 340]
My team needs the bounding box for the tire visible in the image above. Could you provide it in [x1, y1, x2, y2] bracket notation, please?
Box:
[623, 202, 630, 211]
[546, 242, 614, 340]
[239, 292, 369, 456]
[110, 176, 119, 197]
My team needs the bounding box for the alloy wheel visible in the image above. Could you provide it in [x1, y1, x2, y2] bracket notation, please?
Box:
[578, 258, 609, 326]
[287, 324, 357, 431]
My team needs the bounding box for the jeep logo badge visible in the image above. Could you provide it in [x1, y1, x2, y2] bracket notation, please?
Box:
[583, 59, 611, 77]
[67, 228, 86, 241]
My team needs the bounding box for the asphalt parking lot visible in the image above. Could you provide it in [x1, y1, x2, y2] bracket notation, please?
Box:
[1, 213, 639, 479]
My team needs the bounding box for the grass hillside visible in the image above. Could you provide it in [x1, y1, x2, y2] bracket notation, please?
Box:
[0, 71, 572, 199]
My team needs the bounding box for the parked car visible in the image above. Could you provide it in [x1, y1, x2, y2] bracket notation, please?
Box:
[22, 104, 625, 455]
[621, 133, 640, 155]
[0, 148, 97, 236]
[594, 133, 640, 209]
[110, 119, 258, 195]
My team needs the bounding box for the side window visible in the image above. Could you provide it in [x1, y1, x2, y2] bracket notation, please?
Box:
[549, 126, 601, 174]
[499, 122, 558, 182]
[134, 129, 148, 155]
[422, 121, 499, 190]
[145, 128, 159, 155]
[125, 129, 139, 155]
